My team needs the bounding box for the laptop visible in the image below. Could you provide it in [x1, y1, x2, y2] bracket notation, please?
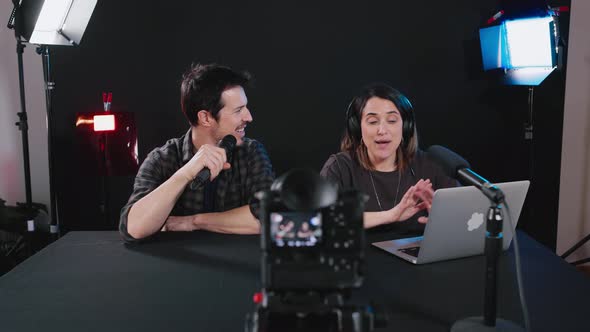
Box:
[372, 181, 530, 264]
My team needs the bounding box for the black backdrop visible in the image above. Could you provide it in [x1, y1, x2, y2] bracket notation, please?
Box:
[48, 0, 570, 250]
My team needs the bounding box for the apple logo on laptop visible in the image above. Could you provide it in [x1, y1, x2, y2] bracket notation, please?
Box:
[467, 212, 485, 231]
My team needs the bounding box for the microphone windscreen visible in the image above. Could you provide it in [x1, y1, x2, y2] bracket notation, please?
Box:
[219, 135, 237, 162]
[426, 145, 471, 178]
[189, 135, 237, 190]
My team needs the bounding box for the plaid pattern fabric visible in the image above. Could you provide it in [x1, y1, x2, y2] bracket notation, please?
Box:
[119, 128, 274, 242]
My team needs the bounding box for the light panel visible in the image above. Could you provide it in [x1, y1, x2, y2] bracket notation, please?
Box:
[505, 17, 555, 68]
[93, 115, 115, 132]
[33, 0, 72, 33]
[479, 14, 558, 85]
[28, 0, 97, 45]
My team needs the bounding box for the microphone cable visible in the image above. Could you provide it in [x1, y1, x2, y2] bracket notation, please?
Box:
[504, 202, 531, 332]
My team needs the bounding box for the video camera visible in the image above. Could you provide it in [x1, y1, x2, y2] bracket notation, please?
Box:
[246, 169, 384, 332]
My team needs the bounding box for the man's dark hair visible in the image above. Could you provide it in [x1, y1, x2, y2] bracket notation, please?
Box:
[180, 63, 251, 126]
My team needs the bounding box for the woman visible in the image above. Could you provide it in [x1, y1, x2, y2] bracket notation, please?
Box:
[320, 83, 456, 236]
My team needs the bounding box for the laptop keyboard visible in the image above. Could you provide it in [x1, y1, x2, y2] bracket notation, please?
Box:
[399, 246, 420, 257]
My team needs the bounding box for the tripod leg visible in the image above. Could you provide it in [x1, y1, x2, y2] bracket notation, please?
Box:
[570, 257, 590, 266]
[561, 233, 590, 259]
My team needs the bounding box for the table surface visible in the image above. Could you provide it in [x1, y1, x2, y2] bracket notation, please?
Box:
[1, 230, 588, 332]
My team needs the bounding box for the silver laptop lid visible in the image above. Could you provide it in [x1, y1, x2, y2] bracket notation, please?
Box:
[417, 181, 530, 264]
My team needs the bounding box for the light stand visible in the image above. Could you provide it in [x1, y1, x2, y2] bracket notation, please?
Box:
[7, 0, 49, 234]
[524, 86, 537, 263]
[6, 0, 97, 237]
[74, 107, 139, 229]
[14, 38, 34, 209]
[37, 45, 59, 236]
[98, 125, 111, 226]
[451, 191, 525, 332]
[561, 235, 590, 266]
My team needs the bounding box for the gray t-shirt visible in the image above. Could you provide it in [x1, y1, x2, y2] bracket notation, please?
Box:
[320, 150, 457, 236]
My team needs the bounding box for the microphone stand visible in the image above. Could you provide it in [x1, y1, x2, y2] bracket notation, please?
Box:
[451, 188, 524, 332]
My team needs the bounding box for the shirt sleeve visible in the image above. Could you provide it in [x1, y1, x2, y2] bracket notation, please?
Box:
[119, 150, 165, 243]
[320, 153, 352, 189]
[246, 140, 275, 219]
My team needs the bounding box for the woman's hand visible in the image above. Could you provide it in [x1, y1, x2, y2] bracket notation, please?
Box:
[414, 179, 434, 223]
[390, 179, 434, 223]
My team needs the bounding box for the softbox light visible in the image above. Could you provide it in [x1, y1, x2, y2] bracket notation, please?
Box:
[17, 0, 97, 46]
[479, 16, 558, 85]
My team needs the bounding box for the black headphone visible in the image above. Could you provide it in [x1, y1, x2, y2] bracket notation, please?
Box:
[345, 92, 415, 149]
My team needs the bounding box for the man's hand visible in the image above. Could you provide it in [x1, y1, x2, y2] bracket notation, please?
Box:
[162, 215, 199, 232]
[161, 206, 260, 235]
[177, 144, 231, 184]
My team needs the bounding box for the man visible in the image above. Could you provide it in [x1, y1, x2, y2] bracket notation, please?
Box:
[119, 63, 274, 242]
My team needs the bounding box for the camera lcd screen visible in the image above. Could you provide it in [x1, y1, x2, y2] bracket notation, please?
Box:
[270, 212, 322, 247]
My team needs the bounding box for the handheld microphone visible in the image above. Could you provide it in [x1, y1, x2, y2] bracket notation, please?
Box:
[189, 135, 237, 190]
[427, 145, 504, 204]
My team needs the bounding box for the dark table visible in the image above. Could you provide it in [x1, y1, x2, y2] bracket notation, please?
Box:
[0, 231, 588, 331]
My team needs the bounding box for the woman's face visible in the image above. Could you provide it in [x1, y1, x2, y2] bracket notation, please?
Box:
[360, 97, 403, 169]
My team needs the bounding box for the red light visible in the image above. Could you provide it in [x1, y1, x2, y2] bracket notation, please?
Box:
[253, 292, 263, 304]
[93, 115, 115, 131]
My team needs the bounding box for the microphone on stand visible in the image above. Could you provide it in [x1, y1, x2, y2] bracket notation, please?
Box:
[427, 145, 504, 204]
[189, 135, 237, 190]
[426, 145, 526, 332]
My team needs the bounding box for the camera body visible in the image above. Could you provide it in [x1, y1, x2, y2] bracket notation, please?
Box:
[258, 188, 366, 292]
[246, 169, 381, 332]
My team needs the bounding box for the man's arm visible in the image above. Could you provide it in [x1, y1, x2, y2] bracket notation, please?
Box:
[127, 172, 191, 239]
[165, 205, 259, 234]
[125, 144, 229, 240]
[163, 139, 274, 236]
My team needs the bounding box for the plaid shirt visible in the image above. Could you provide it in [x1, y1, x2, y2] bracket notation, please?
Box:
[119, 128, 274, 242]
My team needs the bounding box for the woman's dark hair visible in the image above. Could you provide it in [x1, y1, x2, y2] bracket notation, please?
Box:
[180, 63, 251, 126]
[341, 83, 418, 171]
